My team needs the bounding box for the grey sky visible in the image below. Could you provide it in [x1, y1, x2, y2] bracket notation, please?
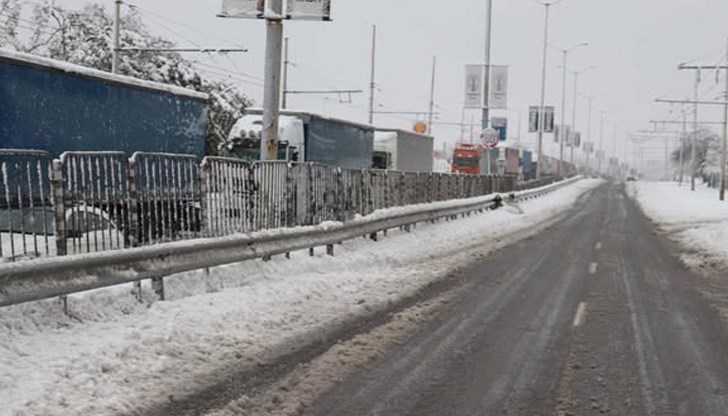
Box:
[57, 0, 728, 165]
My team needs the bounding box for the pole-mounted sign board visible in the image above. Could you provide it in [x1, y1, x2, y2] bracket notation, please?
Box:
[464, 65, 483, 109]
[219, 0, 332, 20]
[491, 117, 508, 141]
[489, 65, 508, 110]
[528, 106, 555, 133]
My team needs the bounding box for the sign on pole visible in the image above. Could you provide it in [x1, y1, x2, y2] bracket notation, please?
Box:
[528, 106, 555, 133]
[464, 65, 483, 108]
[489, 65, 508, 110]
[220, 0, 332, 20]
[481, 128, 499, 149]
[554, 124, 571, 143]
[287, 0, 332, 20]
[219, 0, 265, 18]
[528, 106, 539, 132]
[543, 106, 555, 133]
[491, 117, 508, 141]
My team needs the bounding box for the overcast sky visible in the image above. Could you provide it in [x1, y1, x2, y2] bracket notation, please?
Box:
[56, 0, 728, 165]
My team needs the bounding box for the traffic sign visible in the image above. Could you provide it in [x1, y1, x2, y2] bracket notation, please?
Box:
[481, 128, 499, 149]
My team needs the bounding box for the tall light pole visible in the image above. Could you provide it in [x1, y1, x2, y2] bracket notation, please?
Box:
[581, 92, 603, 174]
[535, 0, 563, 179]
[482, 0, 493, 131]
[428, 56, 437, 135]
[598, 110, 605, 175]
[571, 66, 596, 164]
[368, 25, 377, 125]
[556, 42, 588, 175]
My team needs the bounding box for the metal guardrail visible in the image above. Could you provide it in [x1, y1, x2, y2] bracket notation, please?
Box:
[0, 176, 581, 307]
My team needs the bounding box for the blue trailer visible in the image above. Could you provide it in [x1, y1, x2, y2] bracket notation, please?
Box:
[0, 49, 208, 158]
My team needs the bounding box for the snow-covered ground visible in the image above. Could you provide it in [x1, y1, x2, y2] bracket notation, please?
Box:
[0, 179, 601, 416]
[629, 181, 728, 268]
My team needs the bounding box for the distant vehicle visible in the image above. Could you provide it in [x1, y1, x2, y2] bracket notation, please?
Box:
[225, 109, 374, 169]
[626, 176, 637, 182]
[451, 143, 486, 175]
[0, 48, 208, 158]
[372, 130, 434, 172]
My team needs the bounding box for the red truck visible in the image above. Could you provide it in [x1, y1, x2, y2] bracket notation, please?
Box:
[451, 143, 487, 175]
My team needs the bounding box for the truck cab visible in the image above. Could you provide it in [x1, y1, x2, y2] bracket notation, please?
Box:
[451, 143, 484, 175]
[224, 115, 305, 162]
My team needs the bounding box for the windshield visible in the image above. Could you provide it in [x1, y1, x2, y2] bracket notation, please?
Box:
[453, 156, 478, 168]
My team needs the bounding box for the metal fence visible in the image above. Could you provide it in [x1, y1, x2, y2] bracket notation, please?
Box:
[0, 149, 53, 261]
[0, 149, 530, 263]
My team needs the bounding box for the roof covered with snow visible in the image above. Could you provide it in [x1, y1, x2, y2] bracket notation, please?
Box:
[0, 48, 208, 101]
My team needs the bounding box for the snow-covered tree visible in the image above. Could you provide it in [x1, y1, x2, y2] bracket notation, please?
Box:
[672, 128, 722, 182]
[5, 0, 251, 155]
[0, 0, 21, 48]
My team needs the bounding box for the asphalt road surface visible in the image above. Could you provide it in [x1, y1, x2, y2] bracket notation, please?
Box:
[303, 183, 728, 416]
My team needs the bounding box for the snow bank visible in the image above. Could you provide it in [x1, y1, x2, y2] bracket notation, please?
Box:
[0, 179, 601, 416]
[630, 181, 728, 267]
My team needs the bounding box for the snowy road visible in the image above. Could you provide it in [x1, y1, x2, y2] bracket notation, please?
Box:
[215, 182, 728, 416]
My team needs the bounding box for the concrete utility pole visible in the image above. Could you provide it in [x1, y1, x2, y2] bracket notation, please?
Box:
[368, 25, 377, 125]
[681, 111, 686, 185]
[482, 0, 493, 131]
[282, 37, 290, 109]
[428, 56, 437, 135]
[112, 0, 121, 74]
[692, 69, 699, 191]
[261, 0, 284, 161]
[723, 37, 728, 200]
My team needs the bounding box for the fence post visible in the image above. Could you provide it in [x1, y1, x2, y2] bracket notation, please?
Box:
[126, 157, 144, 300]
[51, 160, 67, 257]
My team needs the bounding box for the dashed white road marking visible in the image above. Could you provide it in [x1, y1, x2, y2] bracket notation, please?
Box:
[595, 242, 602, 250]
[573, 302, 587, 327]
[589, 262, 598, 274]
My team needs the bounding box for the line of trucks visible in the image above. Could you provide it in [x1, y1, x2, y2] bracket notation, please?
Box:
[0, 48, 433, 173]
[450, 142, 571, 179]
[1, 47, 564, 178]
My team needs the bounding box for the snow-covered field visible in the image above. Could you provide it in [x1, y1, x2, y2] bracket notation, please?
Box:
[0, 179, 601, 416]
[629, 181, 728, 268]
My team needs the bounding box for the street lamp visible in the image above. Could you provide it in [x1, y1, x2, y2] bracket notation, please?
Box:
[580, 92, 604, 174]
[570, 65, 596, 163]
[554, 42, 588, 175]
[535, 0, 564, 179]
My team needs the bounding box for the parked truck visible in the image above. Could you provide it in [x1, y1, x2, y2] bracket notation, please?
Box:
[372, 130, 434, 172]
[225, 109, 374, 170]
[0, 49, 209, 157]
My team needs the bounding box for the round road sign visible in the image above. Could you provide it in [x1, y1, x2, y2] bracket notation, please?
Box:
[481, 128, 499, 149]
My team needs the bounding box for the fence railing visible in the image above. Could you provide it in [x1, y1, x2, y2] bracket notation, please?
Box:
[0, 175, 581, 308]
[0, 149, 54, 262]
[0, 149, 528, 263]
